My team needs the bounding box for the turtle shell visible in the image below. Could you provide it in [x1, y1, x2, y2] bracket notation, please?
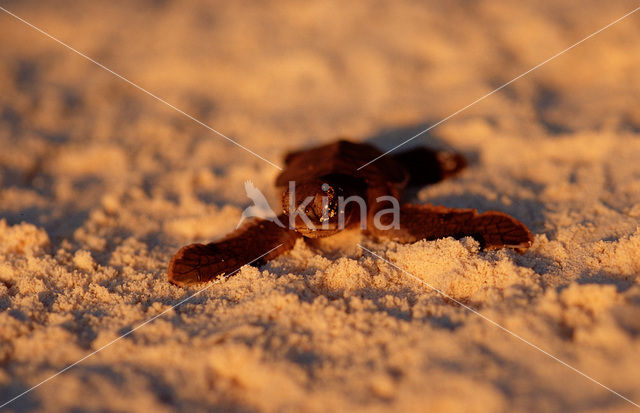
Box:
[275, 140, 409, 192]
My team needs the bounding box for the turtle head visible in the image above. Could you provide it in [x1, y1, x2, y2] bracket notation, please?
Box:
[281, 176, 363, 238]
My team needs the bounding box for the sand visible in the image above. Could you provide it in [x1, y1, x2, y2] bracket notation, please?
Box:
[1, 0, 640, 411]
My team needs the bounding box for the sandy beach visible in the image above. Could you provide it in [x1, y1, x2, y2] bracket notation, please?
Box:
[1, 1, 640, 411]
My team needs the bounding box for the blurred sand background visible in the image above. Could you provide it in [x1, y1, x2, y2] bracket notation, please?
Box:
[1, 0, 640, 411]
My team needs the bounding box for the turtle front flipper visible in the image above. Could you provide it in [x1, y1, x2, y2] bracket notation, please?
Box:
[168, 216, 300, 287]
[371, 204, 533, 250]
[392, 147, 467, 186]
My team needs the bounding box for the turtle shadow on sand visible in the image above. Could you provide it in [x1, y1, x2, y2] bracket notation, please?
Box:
[366, 122, 546, 232]
[364, 122, 480, 164]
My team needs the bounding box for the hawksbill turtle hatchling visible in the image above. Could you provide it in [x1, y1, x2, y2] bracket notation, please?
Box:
[168, 140, 533, 286]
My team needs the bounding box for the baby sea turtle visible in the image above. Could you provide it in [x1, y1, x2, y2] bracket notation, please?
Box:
[168, 140, 533, 286]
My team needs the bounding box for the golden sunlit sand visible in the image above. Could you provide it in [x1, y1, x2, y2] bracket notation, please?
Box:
[1, 1, 640, 411]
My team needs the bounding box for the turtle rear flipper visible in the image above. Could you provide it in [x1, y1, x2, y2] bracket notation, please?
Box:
[372, 204, 533, 250]
[393, 147, 467, 186]
[168, 216, 300, 287]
